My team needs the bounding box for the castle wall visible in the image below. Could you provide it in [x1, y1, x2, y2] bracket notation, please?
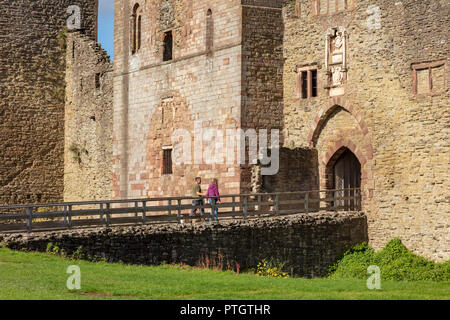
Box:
[240, 1, 285, 193]
[113, 0, 243, 199]
[1, 212, 368, 278]
[282, 0, 449, 261]
[0, 0, 98, 205]
[64, 32, 113, 202]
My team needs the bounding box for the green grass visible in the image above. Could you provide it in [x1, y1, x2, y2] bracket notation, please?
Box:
[0, 248, 449, 300]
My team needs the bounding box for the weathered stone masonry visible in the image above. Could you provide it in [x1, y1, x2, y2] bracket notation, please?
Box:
[0, 212, 368, 277]
[113, 0, 244, 200]
[0, 0, 98, 205]
[1, 0, 448, 264]
[282, 0, 449, 261]
[112, 0, 290, 199]
[64, 32, 113, 202]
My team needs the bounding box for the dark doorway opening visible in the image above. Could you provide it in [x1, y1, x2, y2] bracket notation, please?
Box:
[327, 148, 361, 211]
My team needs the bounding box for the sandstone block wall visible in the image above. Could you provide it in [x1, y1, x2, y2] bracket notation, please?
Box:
[113, 0, 245, 200]
[0, 212, 368, 277]
[64, 32, 113, 202]
[282, 0, 449, 261]
[0, 0, 98, 205]
[113, 0, 288, 200]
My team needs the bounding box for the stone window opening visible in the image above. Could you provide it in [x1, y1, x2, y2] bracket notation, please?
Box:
[412, 60, 446, 96]
[313, 0, 356, 16]
[206, 9, 214, 54]
[162, 147, 173, 175]
[163, 30, 173, 62]
[95, 73, 101, 89]
[131, 3, 142, 55]
[297, 67, 318, 99]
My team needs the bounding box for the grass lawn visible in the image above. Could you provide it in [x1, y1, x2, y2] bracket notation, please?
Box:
[0, 248, 449, 300]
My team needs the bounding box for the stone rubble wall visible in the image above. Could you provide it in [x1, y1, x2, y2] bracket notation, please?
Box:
[0, 212, 368, 277]
[64, 32, 113, 202]
[0, 0, 98, 205]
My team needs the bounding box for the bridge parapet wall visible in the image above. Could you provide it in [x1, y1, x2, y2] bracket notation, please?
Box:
[1, 212, 367, 277]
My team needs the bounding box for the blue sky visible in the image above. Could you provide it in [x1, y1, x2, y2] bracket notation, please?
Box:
[98, 0, 114, 59]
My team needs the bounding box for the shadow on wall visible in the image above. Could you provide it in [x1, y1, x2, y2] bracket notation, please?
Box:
[261, 147, 319, 194]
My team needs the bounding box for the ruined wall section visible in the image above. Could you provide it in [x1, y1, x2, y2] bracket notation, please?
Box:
[282, 0, 449, 261]
[240, 1, 285, 193]
[0, 1, 98, 205]
[64, 32, 113, 202]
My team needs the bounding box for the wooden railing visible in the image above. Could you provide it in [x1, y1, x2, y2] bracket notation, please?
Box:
[0, 189, 361, 233]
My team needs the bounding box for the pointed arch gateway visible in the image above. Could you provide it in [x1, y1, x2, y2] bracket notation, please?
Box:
[308, 100, 375, 208]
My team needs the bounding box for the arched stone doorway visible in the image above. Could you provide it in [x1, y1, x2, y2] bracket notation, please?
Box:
[326, 147, 361, 210]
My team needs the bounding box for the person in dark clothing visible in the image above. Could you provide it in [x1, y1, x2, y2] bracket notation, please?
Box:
[190, 177, 205, 218]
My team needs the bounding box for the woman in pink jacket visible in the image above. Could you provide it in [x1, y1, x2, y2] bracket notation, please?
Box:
[205, 178, 220, 222]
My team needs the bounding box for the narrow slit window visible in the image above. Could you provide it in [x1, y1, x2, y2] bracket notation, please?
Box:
[163, 31, 173, 62]
[95, 73, 101, 89]
[206, 9, 214, 53]
[131, 4, 142, 54]
[163, 148, 173, 175]
[301, 71, 308, 99]
[311, 70, 318, 97]
[137, 15, 142, 51]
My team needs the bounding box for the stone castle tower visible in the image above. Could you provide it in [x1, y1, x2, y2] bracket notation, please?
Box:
[111, 0, 449, 261]
[0, 0, 99, 205]
[112, 0, 285, 199]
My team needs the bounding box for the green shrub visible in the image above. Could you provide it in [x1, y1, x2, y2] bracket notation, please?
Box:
[72, 246, 84, 260]
[329, 238, 450, 281]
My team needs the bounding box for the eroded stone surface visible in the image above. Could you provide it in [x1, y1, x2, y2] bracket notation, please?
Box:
[0, 212, 368, 277]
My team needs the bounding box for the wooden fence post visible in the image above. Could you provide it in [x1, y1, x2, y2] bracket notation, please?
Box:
[99, 203, 104, 222]
[243, 196, 248, 221]
[142, 201, 147, 225]
[63, 205, 67, 224]
[232, 196, 236, 218]
[168, 199, 172, 216]
[105, 203, 110, 227]
[134, 201, 139, 218]
[67, 205, 73, 229]
[258, 195, 262, 217]
[26, 207, 32, 232]
[275, 194, 279, 216]
[305, 193, 309, 214]
[333, 191, 338, 212]
[177, 199, 182, 223]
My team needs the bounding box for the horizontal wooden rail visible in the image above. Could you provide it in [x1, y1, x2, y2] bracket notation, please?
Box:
[0, 189, 361, 233]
